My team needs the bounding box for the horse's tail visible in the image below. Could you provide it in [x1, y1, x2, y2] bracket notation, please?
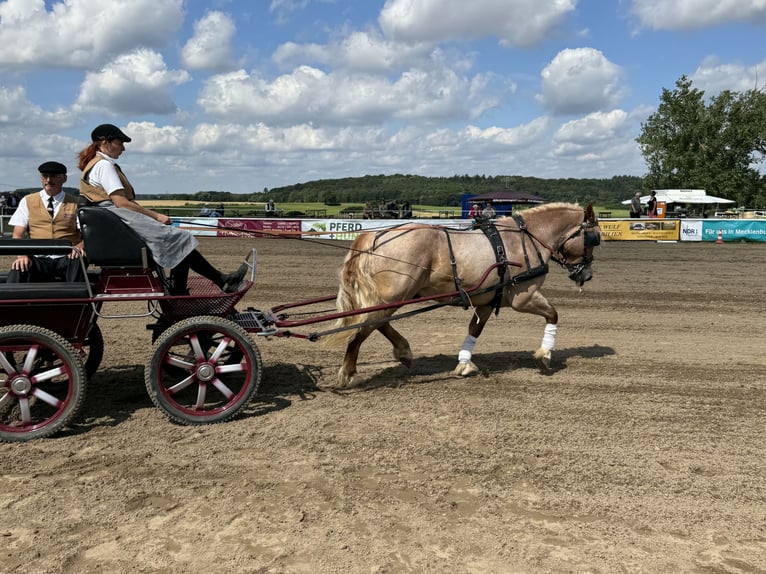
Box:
[322, 235, 381, 348]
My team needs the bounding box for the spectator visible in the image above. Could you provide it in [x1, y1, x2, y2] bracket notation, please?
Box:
[77, 123, 247, 295]
[647, 191, 658, 218]
[6, 161, 86, 283]
[199, 203, 211, 217]
[481, 202, 496, 219]
[468, 203, 481, 219]
[630, 192, 642, 218]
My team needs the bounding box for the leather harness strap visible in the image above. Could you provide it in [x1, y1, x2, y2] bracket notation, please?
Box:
[510, 215, 549, 284]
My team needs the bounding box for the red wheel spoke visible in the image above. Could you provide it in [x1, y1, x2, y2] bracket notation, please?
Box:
[216, 363, 246, 374]
[18, 397, 32, 425]
[22, 345, 40, 374]
[189, 335, 206, 360]
[211, 378, 235, 399]
[168, 374, 197, 395]
[210, 337, 232, 362]
[0, 353, 16, 375]
[166, 354, 194, 370]
[30, 366, 66, 384]
[32, 387, 62, 408]
[195, 382, 207, 409]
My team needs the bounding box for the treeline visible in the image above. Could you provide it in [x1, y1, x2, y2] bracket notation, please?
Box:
[138, 174, 645, 208]
[6, 174, 645, 208]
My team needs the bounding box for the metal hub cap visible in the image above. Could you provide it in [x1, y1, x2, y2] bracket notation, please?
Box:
[196, 363, 216, 382]
[11, 376, 32, 395]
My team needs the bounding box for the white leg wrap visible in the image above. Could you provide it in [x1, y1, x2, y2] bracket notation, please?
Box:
[541, 323, 558, 351]
[458, 335, 478, 363]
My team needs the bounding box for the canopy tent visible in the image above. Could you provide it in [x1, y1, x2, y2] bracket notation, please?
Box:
[467, 190, 546, 204]
[622, 189, 735, 205]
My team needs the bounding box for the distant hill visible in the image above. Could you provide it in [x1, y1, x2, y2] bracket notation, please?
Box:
[5, 175, 645, 209]
[138, 174, 645, 208]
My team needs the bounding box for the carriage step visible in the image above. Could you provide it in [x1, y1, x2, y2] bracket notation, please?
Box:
[232, 309, 277, 335]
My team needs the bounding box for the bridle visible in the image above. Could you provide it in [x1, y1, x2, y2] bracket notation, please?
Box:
[550, 218, 601, 280]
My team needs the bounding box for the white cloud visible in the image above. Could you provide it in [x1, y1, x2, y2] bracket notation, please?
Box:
[0, 85, 72, 128]
[379, 0, 576, 47]
[538, 48, 624, 115]
[198, 64, 504, 126]
[0, 0, 184, 69]
[181, 11, 237, 71]
[555, 109, 630, 145]
[75, 50, 190, 115]
[630, 0, 766, 30]
[691, 56, 766, 95]
[273, 30, 435, 73]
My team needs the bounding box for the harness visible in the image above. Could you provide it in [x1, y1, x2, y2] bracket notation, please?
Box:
[444, 215, 549, 315]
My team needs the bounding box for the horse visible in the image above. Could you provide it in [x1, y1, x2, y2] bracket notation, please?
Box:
[324, 202, 601, 387]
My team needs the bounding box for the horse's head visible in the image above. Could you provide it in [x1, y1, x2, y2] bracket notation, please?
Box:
[555, 203, 601, 287]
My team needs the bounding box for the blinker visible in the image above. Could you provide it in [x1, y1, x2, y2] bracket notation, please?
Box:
[584, 229, 600, 247]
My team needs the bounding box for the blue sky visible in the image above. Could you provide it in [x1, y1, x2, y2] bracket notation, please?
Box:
[0, 0, 764, 195]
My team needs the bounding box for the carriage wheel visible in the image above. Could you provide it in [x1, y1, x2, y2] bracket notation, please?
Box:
[145, 316, 261, 425]
[81, 323, 104, 379]
[0, 325, 86, 442]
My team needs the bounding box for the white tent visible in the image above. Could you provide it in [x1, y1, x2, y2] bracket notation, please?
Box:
[622, 189, 735, 205]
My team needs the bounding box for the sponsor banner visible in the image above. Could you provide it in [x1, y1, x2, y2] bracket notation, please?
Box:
[691, 220, 766, 242]
[176, 218, 219, 236]
[178, 218, 302, 238]
[679, 220, 703, 241]
[303, 219, 469, 240]
[598, 219, 680, 241]
[217, 218, 302, 238]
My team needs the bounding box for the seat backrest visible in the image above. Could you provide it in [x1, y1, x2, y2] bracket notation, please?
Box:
[78, 207, 151, 267]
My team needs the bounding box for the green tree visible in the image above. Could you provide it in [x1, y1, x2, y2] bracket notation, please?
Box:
[637, 75, 766, 206]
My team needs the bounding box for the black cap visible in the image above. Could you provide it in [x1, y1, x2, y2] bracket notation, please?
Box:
[38, 161, 67, 175]
[91, 123, 131, 142]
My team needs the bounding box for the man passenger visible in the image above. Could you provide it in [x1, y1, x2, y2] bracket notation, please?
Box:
[6, 161, 86, 282]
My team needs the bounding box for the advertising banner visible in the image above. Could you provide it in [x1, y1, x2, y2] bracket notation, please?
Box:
[302, 219, 468, 240]
[598, 219, 680, 241]
[178, 218, 302, 238]
[683, 220, 766, 242]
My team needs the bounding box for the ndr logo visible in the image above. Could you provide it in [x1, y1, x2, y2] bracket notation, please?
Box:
[681, 228, 700, 235]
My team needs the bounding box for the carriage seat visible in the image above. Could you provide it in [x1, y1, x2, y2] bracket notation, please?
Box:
[0, 282, 90, 300]
[78, 207, 153, 268]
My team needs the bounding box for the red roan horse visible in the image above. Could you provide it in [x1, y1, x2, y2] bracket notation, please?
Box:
[325, 202, 601, 387]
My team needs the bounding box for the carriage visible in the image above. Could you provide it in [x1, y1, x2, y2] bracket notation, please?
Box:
[1, 203, 600, 442]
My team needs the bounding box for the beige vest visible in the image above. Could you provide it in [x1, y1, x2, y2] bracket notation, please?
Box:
[27, 193, 81, 244]
[79, 156, 136, 203]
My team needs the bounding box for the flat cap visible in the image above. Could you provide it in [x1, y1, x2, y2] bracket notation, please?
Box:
[38, 161, 67, 175]
[91, 123, 132, 142]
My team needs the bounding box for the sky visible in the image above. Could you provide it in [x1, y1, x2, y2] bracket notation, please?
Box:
[0, 0, 764, 195]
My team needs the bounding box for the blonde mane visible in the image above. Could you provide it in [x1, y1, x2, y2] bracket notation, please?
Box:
[496, 202, 582, 222]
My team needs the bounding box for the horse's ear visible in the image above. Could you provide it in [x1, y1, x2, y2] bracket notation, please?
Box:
[584, 202, 596, 223]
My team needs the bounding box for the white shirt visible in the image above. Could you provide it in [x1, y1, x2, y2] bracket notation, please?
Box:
[85, 152, 124, 195]
[8, 189, 67, 228]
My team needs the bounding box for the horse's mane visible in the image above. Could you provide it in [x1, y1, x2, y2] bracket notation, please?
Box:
[497, 202, 581, 221]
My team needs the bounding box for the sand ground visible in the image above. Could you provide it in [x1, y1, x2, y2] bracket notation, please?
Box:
[1, 236, 765, 573]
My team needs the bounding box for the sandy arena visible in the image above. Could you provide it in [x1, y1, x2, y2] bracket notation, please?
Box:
[1, 236, 765, 573]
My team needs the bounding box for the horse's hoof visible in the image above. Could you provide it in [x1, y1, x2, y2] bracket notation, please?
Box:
[337, 369, 355, 388]
[534, 348, 552, 371]
[453, 361, 479, 377]
[394, 348, 413, 368]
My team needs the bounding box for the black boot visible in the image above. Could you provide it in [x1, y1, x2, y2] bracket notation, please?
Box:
[221, 263, 249, 293]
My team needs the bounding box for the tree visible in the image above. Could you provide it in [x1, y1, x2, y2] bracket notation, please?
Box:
[637, 75, 766, 207]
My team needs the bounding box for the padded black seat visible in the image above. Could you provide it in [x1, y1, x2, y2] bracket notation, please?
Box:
[0, 282, 90, 300]
[78, 207, 152, 267]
